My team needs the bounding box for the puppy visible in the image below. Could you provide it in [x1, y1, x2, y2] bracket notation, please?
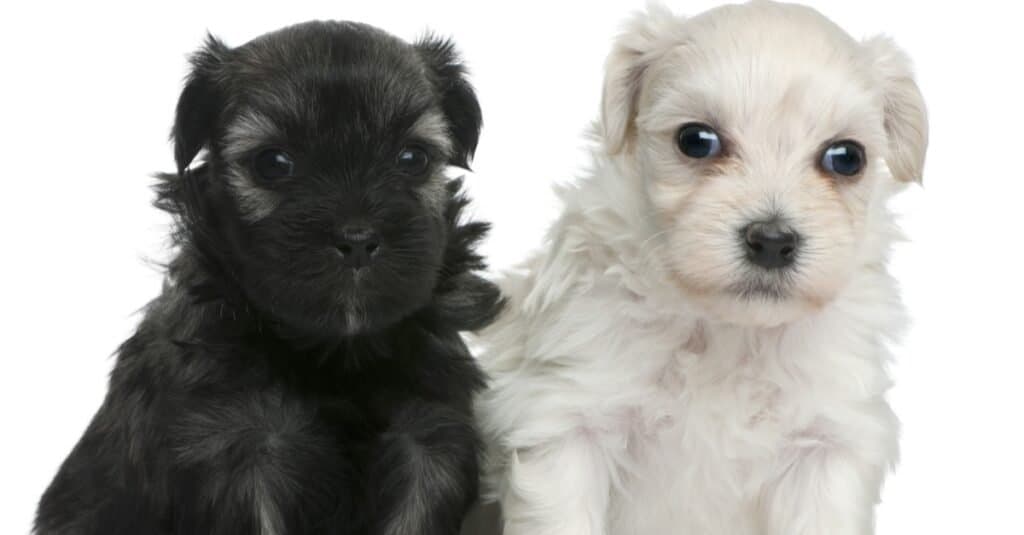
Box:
[35, 21, 502, 535]
[475, 2, 927, 534]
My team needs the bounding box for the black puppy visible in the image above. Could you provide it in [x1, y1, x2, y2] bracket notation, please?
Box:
[35, 21, 501, 535]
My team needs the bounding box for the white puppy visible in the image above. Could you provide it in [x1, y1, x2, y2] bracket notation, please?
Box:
[474, 2, 927, 534]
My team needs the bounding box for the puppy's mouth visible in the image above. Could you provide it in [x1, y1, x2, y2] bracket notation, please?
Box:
[338, 264, 371, 282]
[727, 275, 795, 301]
[724, 278, 786, 299]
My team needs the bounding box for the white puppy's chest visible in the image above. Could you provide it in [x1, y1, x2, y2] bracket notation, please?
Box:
[599, 318, 868, 534]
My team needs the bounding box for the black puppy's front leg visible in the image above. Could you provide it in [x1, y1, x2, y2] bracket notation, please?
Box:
[366, 402, 480, 535]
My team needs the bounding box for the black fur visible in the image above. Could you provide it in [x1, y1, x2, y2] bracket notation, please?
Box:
[35, 21, 501, 535]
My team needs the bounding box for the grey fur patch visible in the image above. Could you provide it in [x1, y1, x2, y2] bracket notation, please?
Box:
[226, 167, 280, 220]
[382, 436, 462, 535]
[255, 478, 283, 535]
[409, 109, 453, 154]
[223, 111, 280, 160]
[416, 174, 449, 215]
[410, 109, 454, 215]
[221, 111, 283, 220]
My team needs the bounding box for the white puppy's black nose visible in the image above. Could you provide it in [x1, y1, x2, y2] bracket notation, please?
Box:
[337, 226, 380, 268]
[743, 221, 798, 269]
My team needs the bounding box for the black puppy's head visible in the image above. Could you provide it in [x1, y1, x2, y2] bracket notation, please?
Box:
[165, 22, 485, 339]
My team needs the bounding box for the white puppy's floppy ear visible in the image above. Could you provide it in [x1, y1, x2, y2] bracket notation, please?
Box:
[864, 36, 929, 183]
[601, 4, 679, 154]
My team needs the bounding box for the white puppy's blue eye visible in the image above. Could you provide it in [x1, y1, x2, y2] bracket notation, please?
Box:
[252, 149, 295, 179]
[821, 141, 866, 177]
[677, 123, 722, 159]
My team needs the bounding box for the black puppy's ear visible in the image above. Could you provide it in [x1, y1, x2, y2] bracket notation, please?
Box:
[172, 34, 230, 175]
[415, 36, 482, 169]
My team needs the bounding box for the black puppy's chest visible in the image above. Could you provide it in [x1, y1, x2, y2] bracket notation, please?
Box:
[200, 348, 428, 437]
[268, 334, 473, 438]
[162, 340, 475, 530]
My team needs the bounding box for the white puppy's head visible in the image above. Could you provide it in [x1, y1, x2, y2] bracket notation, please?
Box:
[603, 1, 927, 326]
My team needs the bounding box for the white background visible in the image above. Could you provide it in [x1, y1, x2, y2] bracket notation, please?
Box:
[1, 1, 1022, 533]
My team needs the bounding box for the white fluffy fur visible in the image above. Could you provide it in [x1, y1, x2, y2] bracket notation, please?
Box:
[474, 2, 927, 534]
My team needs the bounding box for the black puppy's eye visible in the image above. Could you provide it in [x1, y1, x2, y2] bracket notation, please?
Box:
[821, 141, 866, 177]
[677, 123, 723, 159]
[252, 149, 295, 179]
[396, 146, 430, 175]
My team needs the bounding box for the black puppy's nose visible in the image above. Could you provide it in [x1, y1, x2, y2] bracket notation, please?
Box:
[743, 221, 799, 269]
[337, 226, 380, 268]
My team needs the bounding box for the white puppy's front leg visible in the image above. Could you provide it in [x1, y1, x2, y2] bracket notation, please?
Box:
[759, 442, 887, 535]
[500, 435, 612, 535]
